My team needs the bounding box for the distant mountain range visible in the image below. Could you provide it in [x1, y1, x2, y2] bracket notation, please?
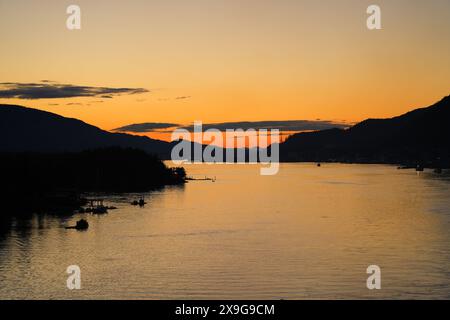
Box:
[1, 95, 450, 166]
[0, 104, 173, 159]
[280, 95, 450, 166]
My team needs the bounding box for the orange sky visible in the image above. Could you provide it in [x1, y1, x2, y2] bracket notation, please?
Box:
[1, 0, 449, 140]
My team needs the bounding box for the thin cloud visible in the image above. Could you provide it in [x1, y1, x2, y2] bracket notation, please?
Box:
[175, 96, 191, 100]
[0, 81, 149, 99]
[113, 122, 180, 133]
[113, 120, 349, 134]
[180, 120, 349, 132]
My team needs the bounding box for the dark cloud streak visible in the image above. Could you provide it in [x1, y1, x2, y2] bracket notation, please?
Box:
[180, 120, 349, 132]
[114, 120, 349, 134]
[113, 123, 180, 133]
[0, 82, 149, 99]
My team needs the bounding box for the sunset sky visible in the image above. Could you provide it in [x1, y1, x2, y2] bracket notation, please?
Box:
[1, 0, 449, 140]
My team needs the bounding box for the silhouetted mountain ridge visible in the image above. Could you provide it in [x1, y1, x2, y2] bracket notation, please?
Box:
[2, 96, 450, 166]
[281, 95, 450, 165]
[0, 104, 172, 158]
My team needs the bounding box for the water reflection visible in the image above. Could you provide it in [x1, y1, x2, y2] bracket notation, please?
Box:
[1, 165, 450, 299]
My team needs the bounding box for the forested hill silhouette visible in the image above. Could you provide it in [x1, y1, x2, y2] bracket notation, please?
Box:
[281, 95, 450, 166]
[0, 104, 173, 159]
[0, 147, 186, 215]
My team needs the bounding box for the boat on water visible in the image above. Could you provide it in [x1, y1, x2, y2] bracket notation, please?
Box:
[66, 219, 89, 230]
[131, 196, 146, 207]
[92, 206, 108, 214]
[86, 199, 108, 214]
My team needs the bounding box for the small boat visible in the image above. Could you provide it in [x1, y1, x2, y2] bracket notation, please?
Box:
[76, 219, 89, 230]
[92, 206, 108, 214]
[132, 196, 146, 207]
[416, 164, 424, 172]
[86, 199, 108, 214]
[139, 196, 147, 207]
[317, 163, 321, 167]
[66, 219, 89, 230]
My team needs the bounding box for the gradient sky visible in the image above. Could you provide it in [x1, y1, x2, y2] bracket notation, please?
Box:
[1, 0, 449, 135]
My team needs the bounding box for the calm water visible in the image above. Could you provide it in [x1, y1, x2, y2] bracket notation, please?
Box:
[1, 163, 450, 299]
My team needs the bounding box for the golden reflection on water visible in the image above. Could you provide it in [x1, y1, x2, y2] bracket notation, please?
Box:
[1, 163, 450, 299]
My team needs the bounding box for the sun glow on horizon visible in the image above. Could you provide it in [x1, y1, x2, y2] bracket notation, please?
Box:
[0, 0, 449, 131]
